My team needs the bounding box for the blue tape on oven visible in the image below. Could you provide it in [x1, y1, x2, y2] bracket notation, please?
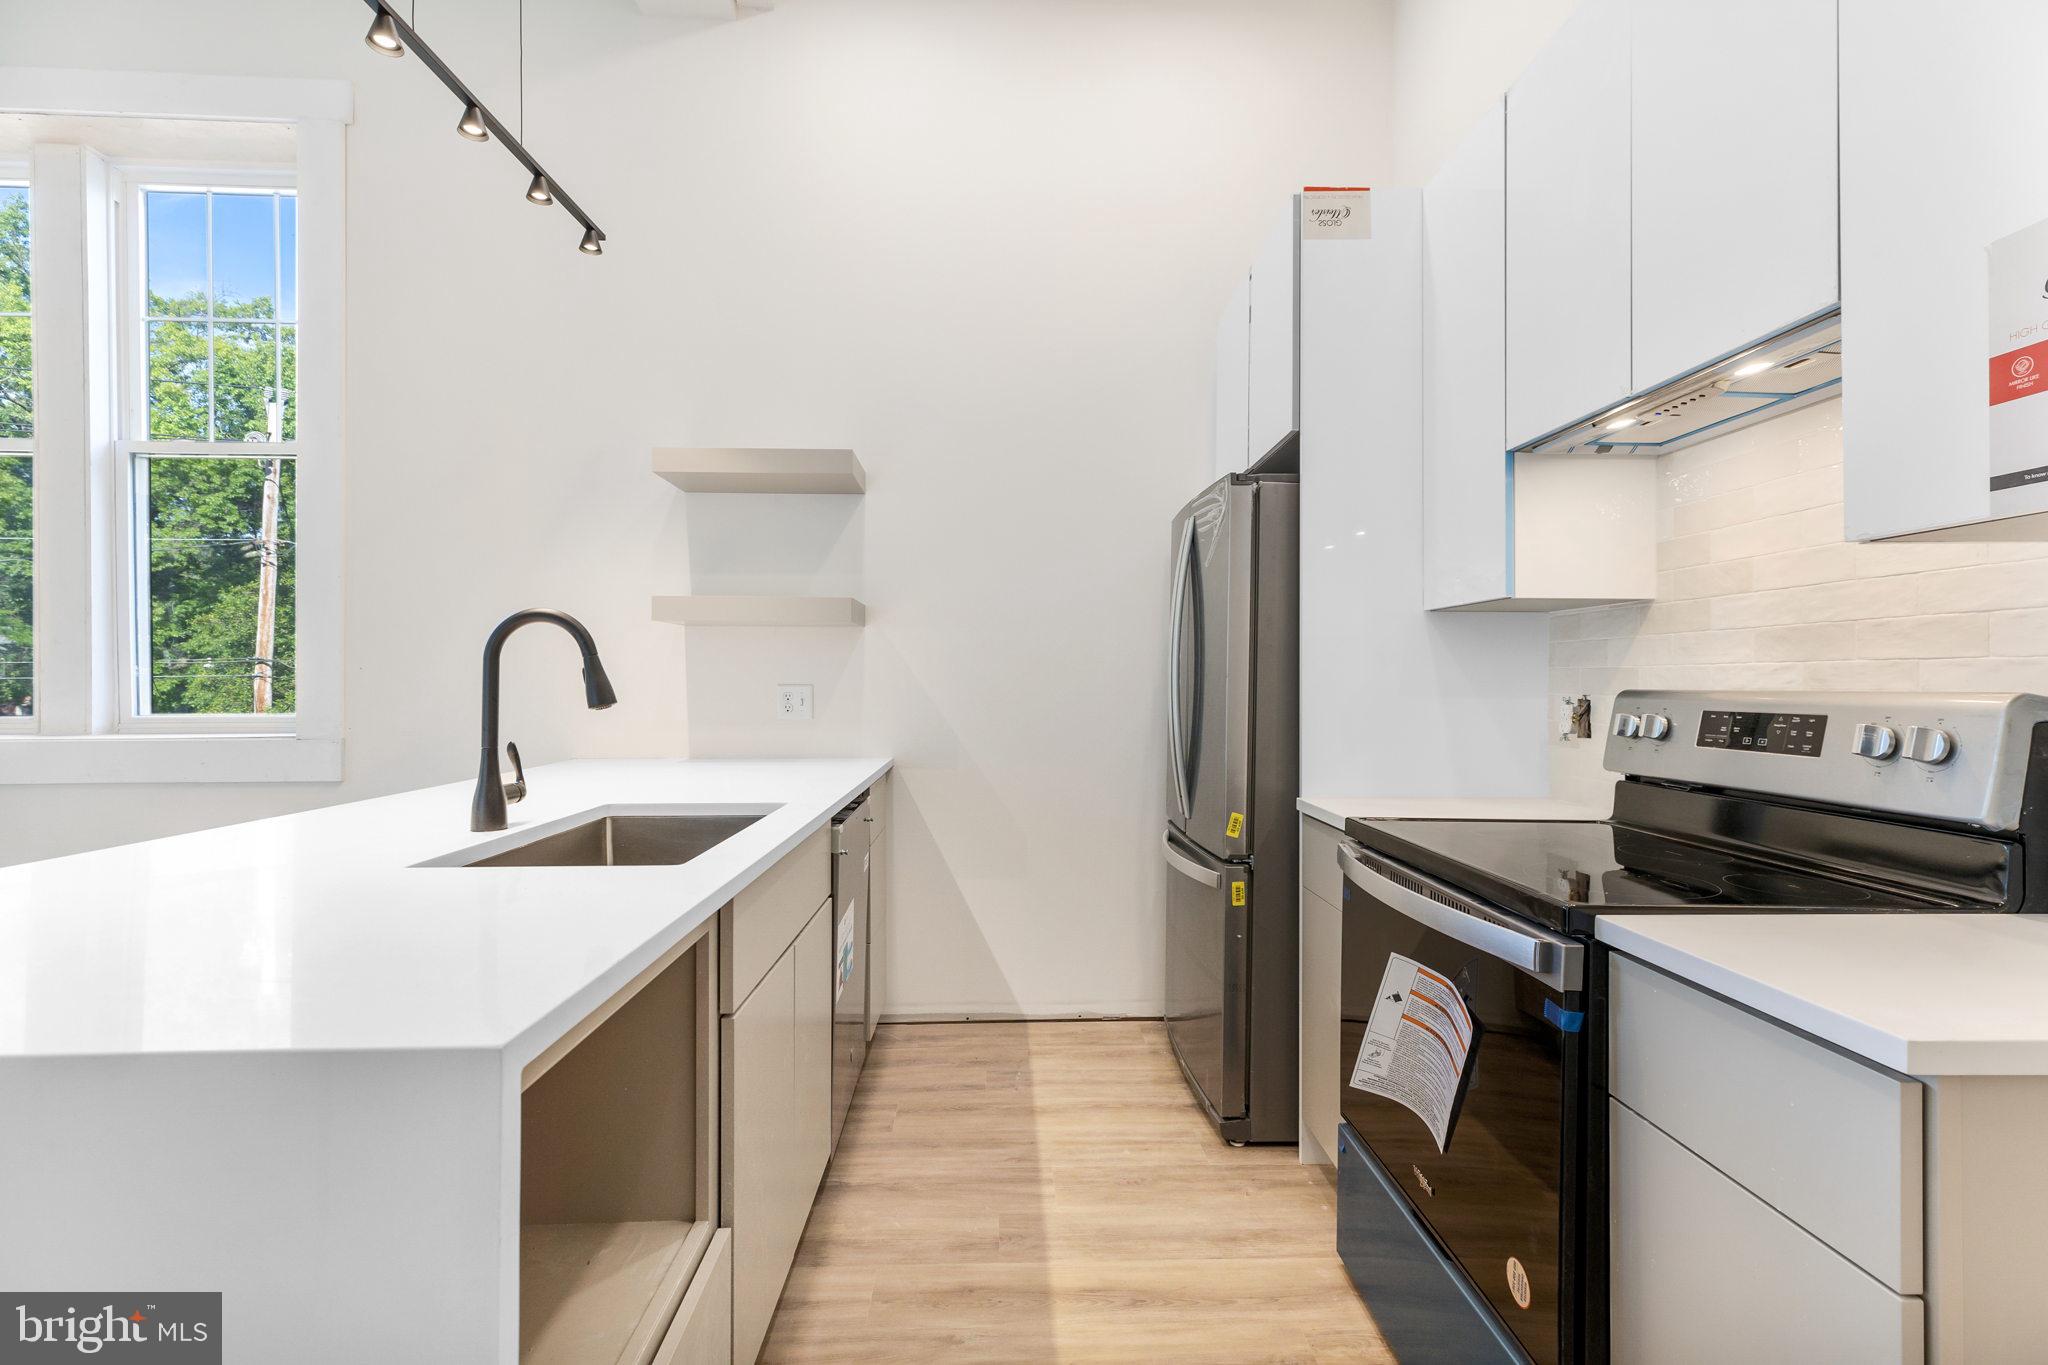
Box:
[1543, 999, 1585, 1033]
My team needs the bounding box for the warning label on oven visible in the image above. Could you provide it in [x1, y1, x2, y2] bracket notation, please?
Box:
[1349, 953, 1481, 1153]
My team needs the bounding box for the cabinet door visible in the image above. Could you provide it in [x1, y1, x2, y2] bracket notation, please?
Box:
[1842, 1, 2048, 541]
[1611, 1100, 1925, 1364]
[727, 901, 829, 1365]
[1506, 0, 1631, 447]
[1248, 206, 1299, 460]
[1423, 100, 1511, 609]
[1630, 0, 1836, 389]
[1213, 273, 1251, 479]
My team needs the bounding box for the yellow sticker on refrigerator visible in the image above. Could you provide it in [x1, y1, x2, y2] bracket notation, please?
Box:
[1226, 811, 1244, 839]
[1231, 881, 1247, 907]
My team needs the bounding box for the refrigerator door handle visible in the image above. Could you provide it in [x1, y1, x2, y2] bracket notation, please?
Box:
[1161, 830, 1221, 888]
[1339, 842, 1582, 992]
[1166, 517, 1196, 821]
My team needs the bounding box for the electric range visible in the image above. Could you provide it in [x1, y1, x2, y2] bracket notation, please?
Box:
[1330, 689, 2048, 1365]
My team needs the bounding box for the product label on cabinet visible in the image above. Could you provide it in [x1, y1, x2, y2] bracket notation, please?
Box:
[1300, 188, 1371, 240]
[1348, 953, 1481, 1153]
[1987, 217, 2048, 511]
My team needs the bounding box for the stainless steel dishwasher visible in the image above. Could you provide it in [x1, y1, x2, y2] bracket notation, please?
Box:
[829, 793, 871, 1151]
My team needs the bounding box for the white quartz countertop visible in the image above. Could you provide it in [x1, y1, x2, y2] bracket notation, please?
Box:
[0, 757, 889, 1063]
[1298, 794, 1612, 828]
[1600, 912, 2048, 1076]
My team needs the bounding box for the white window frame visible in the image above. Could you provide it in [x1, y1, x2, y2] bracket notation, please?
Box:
[0, 69, 351, 784]
[115, 167, 299, 737]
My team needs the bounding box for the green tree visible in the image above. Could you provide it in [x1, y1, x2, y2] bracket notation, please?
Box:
[0, 188, 33, 714]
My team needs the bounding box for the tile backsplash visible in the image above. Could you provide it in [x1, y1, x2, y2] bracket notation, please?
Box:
[1548, 397, 2048, 806]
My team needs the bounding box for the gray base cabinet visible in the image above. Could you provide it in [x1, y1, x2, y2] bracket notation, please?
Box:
[725, 902, 832, 1364]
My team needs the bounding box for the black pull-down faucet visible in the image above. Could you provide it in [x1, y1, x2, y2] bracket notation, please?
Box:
[472, 609, 617, 832]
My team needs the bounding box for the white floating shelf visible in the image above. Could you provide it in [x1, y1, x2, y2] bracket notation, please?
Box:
[652, 595, 866, 627]
[653, 447, 865, 495]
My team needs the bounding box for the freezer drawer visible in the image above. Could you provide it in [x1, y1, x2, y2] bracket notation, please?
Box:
[1162, 827, 1248, 1123]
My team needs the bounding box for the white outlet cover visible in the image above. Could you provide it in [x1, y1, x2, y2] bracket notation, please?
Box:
[776, 684, 814, 721]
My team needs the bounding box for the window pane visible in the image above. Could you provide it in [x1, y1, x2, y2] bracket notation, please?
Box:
[138, 455, 295, 716]
[144, 191, 208, 317]
[278, 195, 297, 324]
[211, 321, 278, 441]
[279, 325, 296, 441]
[0, 456, 30, 717]
[0, 185, 30, 441]
[211, 191, 276, 319]
[147, 319, 210, 440]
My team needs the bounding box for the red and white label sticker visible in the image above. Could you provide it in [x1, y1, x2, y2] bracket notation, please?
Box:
[1990, 339, 2048, 407]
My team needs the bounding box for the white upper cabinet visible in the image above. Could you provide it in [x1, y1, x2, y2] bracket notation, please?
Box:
[1630, 0, 1837, 391]
[1248, 208, 1300, 462]
[1505, 0, 1632, 449]
[1841, 1, 2048, 541]
[1424, 102, 1511, 609]
[1212, 273, 1251, 480]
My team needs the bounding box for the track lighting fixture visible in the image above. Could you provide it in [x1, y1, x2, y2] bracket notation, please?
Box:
[357, 0, 605, 254]
[364, 8, 404, 55]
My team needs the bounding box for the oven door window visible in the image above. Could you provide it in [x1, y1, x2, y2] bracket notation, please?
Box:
[1340, 869, 1585, 1365]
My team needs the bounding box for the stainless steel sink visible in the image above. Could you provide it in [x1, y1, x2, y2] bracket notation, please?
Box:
[460, 812, 765, 868]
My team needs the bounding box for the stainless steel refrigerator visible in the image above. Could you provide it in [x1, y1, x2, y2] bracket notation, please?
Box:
[1162, 468, 1298, 1145]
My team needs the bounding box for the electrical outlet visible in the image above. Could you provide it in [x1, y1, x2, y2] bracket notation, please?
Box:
[776, 684, 814, 721]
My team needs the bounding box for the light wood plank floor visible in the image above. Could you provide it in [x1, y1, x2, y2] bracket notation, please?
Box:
[760, 1021, 1393, 1364]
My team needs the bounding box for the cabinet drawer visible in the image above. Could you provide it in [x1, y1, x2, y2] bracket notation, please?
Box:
[1609, 955, 1922, 1292]
[721, 826, 831, 1013]
[652, 1228, 732, 1365]
[1300, 817, 1343, 910]
[1611, 1101, 1924, 1365]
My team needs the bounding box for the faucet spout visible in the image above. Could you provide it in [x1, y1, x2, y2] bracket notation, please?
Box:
[472, 609, 618, 832]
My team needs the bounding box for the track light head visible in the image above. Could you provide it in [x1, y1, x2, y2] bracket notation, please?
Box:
[457, 103, 490, 141]
[525, 173, 554, 206]
[578, 227, 604, 256]
[365, 9, 404, 55]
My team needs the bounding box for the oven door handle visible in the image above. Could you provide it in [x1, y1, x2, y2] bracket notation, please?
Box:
[1339, 842, 1583, 992]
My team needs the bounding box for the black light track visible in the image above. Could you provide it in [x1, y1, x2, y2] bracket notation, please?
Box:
[359, 0, 606, 251]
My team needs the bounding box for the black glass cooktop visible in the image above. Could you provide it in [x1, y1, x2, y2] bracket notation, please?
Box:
[1347, 817, 1977, 936]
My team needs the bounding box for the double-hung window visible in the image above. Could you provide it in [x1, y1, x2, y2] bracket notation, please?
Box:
[0, 71, 348, 784]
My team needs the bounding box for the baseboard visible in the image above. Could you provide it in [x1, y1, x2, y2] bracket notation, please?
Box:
[878, 1011, 1168, 1024]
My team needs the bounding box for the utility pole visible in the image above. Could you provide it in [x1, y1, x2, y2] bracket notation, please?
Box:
[253, 387, 290, 713]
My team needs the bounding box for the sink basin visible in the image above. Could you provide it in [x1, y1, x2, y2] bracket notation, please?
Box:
[459, 812, 766, 868]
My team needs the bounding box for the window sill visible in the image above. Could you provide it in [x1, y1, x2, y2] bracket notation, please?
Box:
[0, 735, 343, 785]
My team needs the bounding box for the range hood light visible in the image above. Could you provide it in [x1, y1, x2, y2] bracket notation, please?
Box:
[1603, 415, 1637, 432]
[1730, 359, 1773, 379]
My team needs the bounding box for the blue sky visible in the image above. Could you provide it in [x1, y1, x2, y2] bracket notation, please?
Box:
[145, 190, 296, 320]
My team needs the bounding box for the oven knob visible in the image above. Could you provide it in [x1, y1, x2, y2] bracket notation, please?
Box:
[1639, 714, 1672, 741]
[1611, 713, 1641, 739]
[1852, 723, 1899, 762]
[1904, 725, 1956, 766]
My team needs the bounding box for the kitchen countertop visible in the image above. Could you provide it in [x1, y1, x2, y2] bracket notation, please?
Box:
[1600, 912, 2048, 1077]
[0, 757, 889, 1065]
[1298, 793, 1612, 828]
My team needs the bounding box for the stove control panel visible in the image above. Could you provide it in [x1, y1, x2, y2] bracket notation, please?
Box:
[1603, 690, 2048, 831]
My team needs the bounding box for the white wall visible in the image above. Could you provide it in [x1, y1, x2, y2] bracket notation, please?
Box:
[1391, 0, 1577, 183]
[1, 0, 1396, 1019]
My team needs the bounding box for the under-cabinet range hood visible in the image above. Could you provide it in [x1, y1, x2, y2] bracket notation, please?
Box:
[1516, 311, 1841, 456]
